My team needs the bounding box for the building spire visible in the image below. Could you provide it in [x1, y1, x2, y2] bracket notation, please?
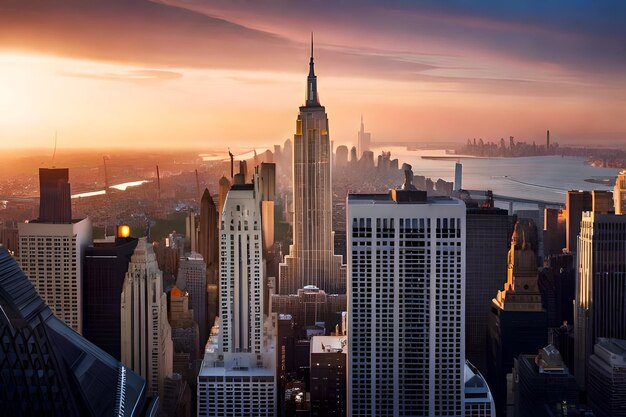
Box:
[306, 32, 320, 107]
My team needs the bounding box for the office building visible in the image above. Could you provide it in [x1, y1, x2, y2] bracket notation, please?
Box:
[0, 220, 18, 254]
[544, 207, 566, 257]
[466, 206, 511, 373]
[121, 237, 174, 399]
[574, 211, 626, 387]
[347, 183, 471, 416]
[587, 338, 626, 417]
[83, 225, 138, 359]
[310, 335, 347, 417]
[566, 191, 592, 253]
[18, 218, 92, 333]
[279, 37, 346, 295]
[198, 188, 218, 269]
[488, 219, 548, 415]
[512, 345, 579, 417]
[162, 373, 193, 417]
[357, 115, 371, 158]
[0, 247, 158, 417]
[169, 285, 200, 384]
[177, 253, 208, 353]
[38, 167, 72, 223]
[17, 167, 92, 334]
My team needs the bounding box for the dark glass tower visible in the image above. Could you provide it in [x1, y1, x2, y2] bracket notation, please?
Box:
[465, 206, 511, 373]
[83, 231, 138, 360]
[39, 167, 72, 223]
[0, 247, 157, 417]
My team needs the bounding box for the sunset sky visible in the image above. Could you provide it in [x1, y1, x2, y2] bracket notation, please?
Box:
[1, 1, 626, 150]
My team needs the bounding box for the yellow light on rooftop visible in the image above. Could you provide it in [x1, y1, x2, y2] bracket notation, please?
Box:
[117, 224, 131, 238]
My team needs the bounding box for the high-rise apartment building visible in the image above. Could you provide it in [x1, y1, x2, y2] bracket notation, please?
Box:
[218, 182, 264, 354]
[83, 226, 138, 359]
[121, 237, 173, 400]
[574, 211, 626, 387]
[347, 186, 485, 416]
[279, 36, 345, 295]
[197, 173, 276, 417]
[18, 219, 92, 334]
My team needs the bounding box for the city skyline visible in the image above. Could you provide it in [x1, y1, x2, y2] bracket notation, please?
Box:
[2, 1, 626, 149]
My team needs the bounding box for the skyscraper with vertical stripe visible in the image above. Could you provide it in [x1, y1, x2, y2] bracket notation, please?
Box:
[279, 34, 345, 295]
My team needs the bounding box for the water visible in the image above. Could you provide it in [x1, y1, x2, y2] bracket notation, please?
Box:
[71, 180, 150, 199]
[376, 147, 620, 205]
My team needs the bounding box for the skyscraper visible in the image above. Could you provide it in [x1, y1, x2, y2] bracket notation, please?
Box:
[488, 219, 548, 415]
[83, 225, 138, 359]
[197, 173, 276, 417]
[121, 237, 174, 400]
[574, 210, 626, 387]
[465, 206, 511, 373]
[38, 167, 72, 223]
[279, 35, 345, 295]
[218, 182, 264, 354]
[565, 190, 592, 253]
[0, 247, 158, 417]
[18, 167, 92, 333]
[614, 171, 626, 215]
[177, 253, 208, 354]
[348, 185, 493, 416]
[356, 115, 371, 159]
[198, 188, 219, 270]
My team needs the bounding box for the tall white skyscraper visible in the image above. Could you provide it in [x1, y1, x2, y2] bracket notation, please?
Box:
[279, 35, 345, 295]
[347, 185, 494, 417]
[218, 182, 265, 354]
[18, 218, 92, 334]
[120, 237, 173, 400]
[197, 174, 276, 417]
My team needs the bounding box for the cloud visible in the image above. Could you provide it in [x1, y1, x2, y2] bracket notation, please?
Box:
[63, 69, 183, 83]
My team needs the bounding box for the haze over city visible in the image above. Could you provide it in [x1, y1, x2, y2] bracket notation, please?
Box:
[2, 0, 626, 149]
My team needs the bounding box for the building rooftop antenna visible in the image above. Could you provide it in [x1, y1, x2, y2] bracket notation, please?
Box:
[51, 131, 58, 167]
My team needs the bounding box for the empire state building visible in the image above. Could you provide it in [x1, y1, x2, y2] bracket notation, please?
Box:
[279, 36, 346, 295]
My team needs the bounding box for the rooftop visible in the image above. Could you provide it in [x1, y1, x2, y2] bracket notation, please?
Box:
[348, 191, 461, 205]
[310, 336, 347, 354]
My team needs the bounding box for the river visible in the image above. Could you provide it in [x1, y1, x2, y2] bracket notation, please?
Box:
[376, 147, 620, 205]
